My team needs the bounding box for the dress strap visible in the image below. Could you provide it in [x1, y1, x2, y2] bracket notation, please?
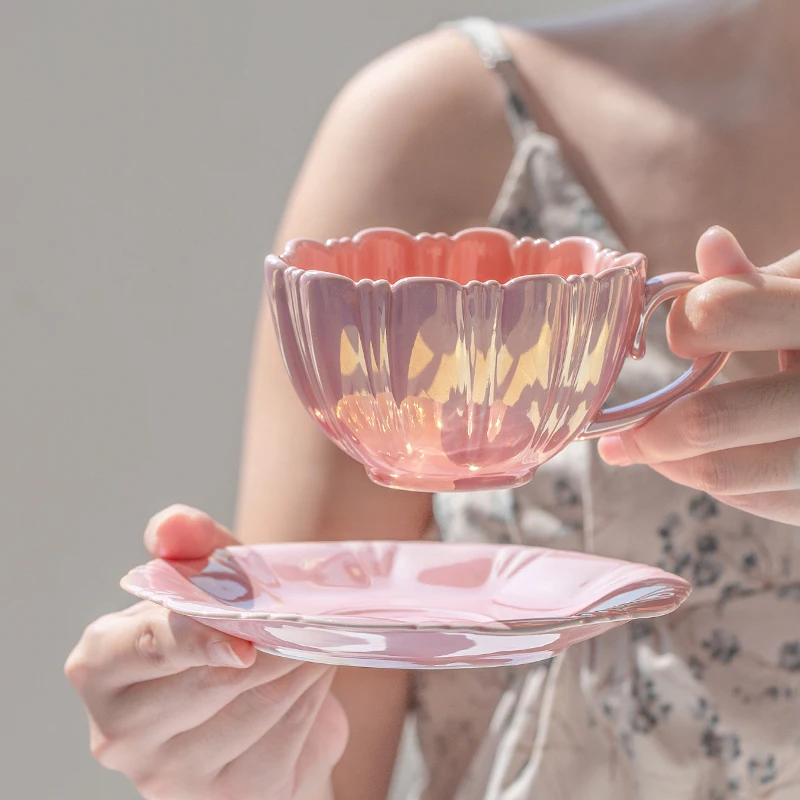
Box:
[446, 16, 537, 143]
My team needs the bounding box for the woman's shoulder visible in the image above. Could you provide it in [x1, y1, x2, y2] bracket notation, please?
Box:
[306, 26, 520, 232]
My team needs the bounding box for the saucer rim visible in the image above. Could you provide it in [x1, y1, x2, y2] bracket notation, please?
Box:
[120, 541, 691, 635]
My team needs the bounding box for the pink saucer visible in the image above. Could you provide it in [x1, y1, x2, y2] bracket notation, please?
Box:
[121, 541, 690, 669]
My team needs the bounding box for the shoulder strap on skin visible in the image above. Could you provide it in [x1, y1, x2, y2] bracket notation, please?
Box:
[446, 16, 537, 143]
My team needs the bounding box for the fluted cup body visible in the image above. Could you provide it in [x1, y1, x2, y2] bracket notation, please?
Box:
[264, 228, 653, 491]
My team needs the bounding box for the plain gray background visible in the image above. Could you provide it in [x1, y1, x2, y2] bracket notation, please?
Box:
[2, 1, 619, 796]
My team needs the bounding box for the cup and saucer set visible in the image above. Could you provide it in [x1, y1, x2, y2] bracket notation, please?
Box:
[123, 228, 728, 670]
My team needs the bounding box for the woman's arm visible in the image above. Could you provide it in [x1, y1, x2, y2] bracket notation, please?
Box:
[234, 29, 513, 800]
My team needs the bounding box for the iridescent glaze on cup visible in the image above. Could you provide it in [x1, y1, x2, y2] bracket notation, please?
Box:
[265, 228, 728, 491]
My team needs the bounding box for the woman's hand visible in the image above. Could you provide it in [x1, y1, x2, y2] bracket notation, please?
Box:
[65, 506, 348, 800]
[598, 227, 800, 526]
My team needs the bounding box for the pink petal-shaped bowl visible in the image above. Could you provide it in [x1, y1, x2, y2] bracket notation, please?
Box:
[265, 228, 727, 491]
[121, 541, 691, 669]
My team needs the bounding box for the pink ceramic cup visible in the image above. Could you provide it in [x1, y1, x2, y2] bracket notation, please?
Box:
[264, 228, 729, 492]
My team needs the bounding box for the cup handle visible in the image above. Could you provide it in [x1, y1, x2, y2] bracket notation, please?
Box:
[579, 272, 731, 440]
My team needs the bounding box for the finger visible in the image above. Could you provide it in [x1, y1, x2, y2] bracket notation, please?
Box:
[98, 651, 302, 744]
[695, 226, 758, 279]
[667, 272, 800, 357]
[780, 349, 800, 372]
[713, 490, 800, 526]
[163, 662, 332, 778]
[665, 224, 757, 359]
[762, 247, 800, 280]
[292, 692, 349, 799]
[214, 667, 338, 794]
[669, 230, 800, 358]
[598, 372, 800, 464]
[144, 504, 238, 559]
[695, 226, 800, 281]
[642, 439, 800, 497]
[71, 607, 255, 695]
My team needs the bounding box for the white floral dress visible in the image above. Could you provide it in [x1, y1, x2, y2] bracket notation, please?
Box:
[401, 17, 800, 800]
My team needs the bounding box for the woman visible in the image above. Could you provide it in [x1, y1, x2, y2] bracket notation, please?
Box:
[66, 1, 800, 798]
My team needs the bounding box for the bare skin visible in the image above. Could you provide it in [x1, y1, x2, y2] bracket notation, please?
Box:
[67, 1, 800, 797]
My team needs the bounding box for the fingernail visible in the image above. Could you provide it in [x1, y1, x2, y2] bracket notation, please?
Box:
[208, 641, 247, 668]
[598, 435, 632, 466]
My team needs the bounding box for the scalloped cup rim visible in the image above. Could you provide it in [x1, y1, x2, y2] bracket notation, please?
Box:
[265, 227, 646, 290]
[120, 542, 691, 634]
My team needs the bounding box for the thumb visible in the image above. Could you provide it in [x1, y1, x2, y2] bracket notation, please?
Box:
[695, 227, 800, 371]
[694, 226, 758, 278]
[144, 504, 239, 559]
